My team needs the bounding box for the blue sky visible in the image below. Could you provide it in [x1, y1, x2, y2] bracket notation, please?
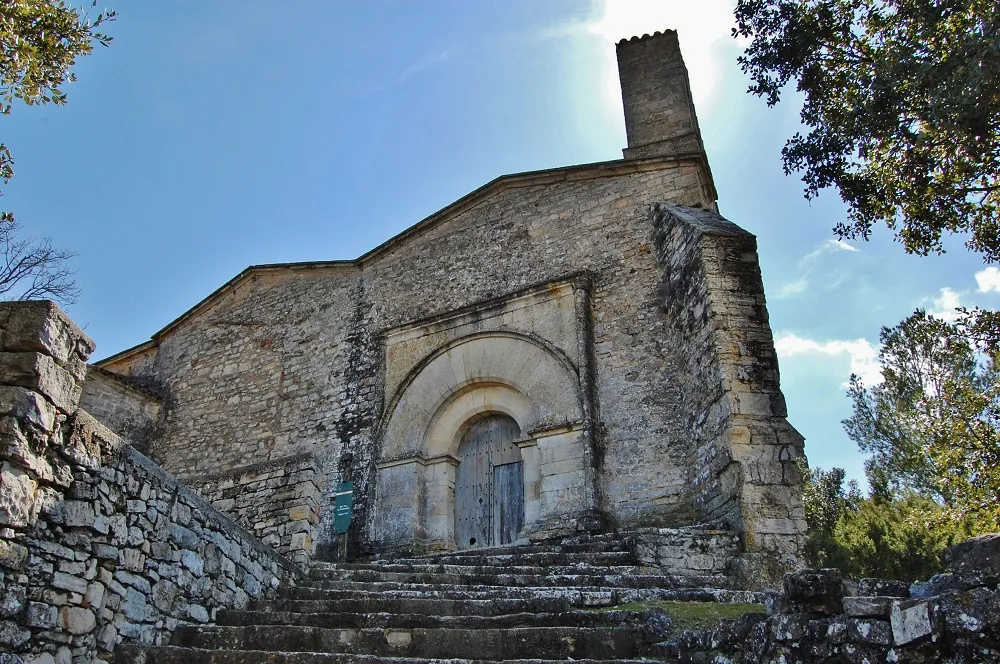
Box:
[5, 1, 997, 485]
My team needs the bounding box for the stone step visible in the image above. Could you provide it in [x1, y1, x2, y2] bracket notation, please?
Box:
[299, 572, 732, 591]
[256, 595, 585, 616]
[369, 549, 638, 568]
[117, 646, 672, 664]
[317, 559, 642, 575]
[381, 537, 635, 562]
[217, 608, 656, 630]
[171, 625, 661, 660]
[284, 584, 762, 605]
[307, 565, 654, 584]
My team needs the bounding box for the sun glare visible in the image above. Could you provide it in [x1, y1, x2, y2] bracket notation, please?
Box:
[589, 0, 736, 108]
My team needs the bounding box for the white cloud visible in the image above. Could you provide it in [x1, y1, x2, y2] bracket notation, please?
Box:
[774, 239, 860, 299]
[774, 334, 881, 387]
[926, 287, 963, 322]
[976, 267, 1000, 294]
[798, 238, 858, 267]
[776, 279, 808, 299]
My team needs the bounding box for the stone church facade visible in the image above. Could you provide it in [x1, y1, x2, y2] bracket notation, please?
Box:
[85, 32, 807, 571]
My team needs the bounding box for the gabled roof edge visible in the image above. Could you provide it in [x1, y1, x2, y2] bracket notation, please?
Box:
[97, 153, 710, 369]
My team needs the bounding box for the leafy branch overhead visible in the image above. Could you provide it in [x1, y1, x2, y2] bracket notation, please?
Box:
[0, 0, 114, 113]
[733, 0, 1000, 262]
[0, 1, 115, 304]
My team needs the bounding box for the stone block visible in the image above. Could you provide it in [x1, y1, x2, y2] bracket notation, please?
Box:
[61, 500, 95, 528]
[51, 571, 88, 594]
[151, 579, 177, 612]
[0, 582, 24, 616]
[846, 618, 892, 646]
[890, 600, 933, 645]
[843, 596, 894, 618]
[0, 619, 30, 647]
[0, 386, 56, 434]
[25, 601, 57, 628]
[85, 581, 106, 610]
[857, 578, 910, 598]
[0, 352, 81, 414]
[0, 301, 94, 378]
[0, 539, 27, 570]
[188, 603, 210, 623]
[946, 533, 1000, 584]
[57, 605, 96, 635]
[0, 462, 37, 528]
[783, 568, 844, 616]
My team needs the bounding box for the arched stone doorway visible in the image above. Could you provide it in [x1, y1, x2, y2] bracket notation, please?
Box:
[455, 414, 524, 549]
[373, 332, 594, 553]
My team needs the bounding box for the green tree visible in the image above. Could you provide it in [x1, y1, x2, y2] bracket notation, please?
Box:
[843, 309, 1000, 531]
[733, 0, 1000, 263]
[0, 1, 115, 303]
[801, 466, 969, 580]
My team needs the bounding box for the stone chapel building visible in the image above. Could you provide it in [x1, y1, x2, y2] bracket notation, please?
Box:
[82, 32, 807, 572]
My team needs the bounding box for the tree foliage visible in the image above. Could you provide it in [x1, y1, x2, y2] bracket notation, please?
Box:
[802, 466, 970, 580]
[733, 0, 1000, 262]
[843, 309, 1000, 531]
[0, 1, 115, 304]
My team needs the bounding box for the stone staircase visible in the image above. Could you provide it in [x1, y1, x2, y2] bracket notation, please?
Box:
[117, 532, 760, 663]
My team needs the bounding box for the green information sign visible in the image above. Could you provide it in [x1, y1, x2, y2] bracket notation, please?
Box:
[333, 481, 354, 534]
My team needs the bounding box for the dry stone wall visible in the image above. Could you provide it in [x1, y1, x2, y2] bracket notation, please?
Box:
[0, 302, 299, 663]
[666, 534, 1000, 663]
[189, 453, 321, 569]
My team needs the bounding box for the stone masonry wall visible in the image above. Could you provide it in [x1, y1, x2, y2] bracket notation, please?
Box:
[667, 534, 1000, 663]
[189, 454, 321, 569]
[635, 525, 741, 578]
[0, 301, 299, 662]
[653, 204, 806, 576]
[79, 366, 162, 453]
[101, 160, 717, 556]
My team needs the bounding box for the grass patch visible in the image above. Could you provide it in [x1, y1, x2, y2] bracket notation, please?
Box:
[592, 601, 765, 635]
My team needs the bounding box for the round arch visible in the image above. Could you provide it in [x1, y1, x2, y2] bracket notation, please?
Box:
[380, 331, 584, 460]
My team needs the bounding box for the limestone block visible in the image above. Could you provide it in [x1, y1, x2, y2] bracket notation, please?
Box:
[0, 538, 27, 570]
[784, 569, 844, 616]
[0, 301, 94, 378]
[846, 618, 892, 645]
[0, 619, 30, 647]
[0, 386, 56, 434]
[52, 571, 88, 594]
[0, 352, 81, 414]
[85, 581, 106, 610]
[857, 578, 910, 598]
[0, 581, 24, 617]
[890, 600, 934, 645]
[844, 596, 895, 618]
[58, 605, 96, 635]
[121, 587, 150, 622]
[946, 533, 1000, 584]
[180, 549, 204, 576]
[62, 500, 96, 528]
[0, 462, 37, 527]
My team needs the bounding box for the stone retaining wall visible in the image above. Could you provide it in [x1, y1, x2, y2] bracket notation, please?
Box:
[634, 525, 740, 578]
[665, 534, 1000, 663]
[189, 454, 321, 569]
[0, 301, 300, 663]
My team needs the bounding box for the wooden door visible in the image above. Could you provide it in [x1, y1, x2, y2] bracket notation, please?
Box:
[454, 414, 522, 549]
[493, 462, 524, 545]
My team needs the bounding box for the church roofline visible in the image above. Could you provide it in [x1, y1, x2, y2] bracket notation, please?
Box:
[96, 152, 713, 369]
